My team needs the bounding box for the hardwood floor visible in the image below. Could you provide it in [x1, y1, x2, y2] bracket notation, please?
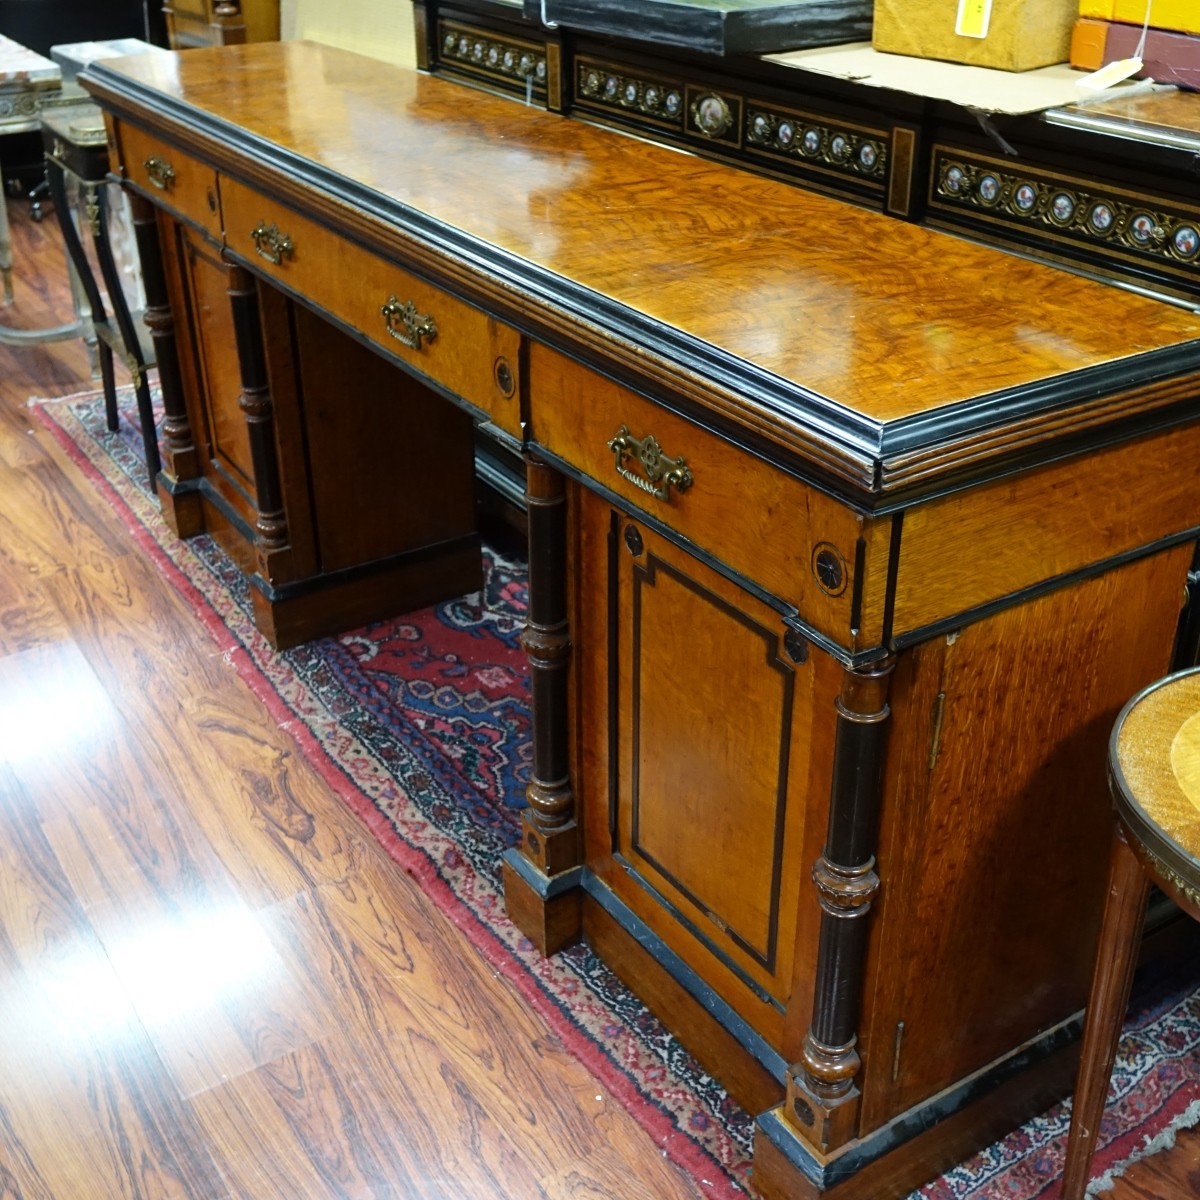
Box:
[0, 190, 1195, 1200]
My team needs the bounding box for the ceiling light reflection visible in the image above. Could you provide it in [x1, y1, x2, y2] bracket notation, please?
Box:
[0, 663, 114, 765]
[105, 906, 276, 1025]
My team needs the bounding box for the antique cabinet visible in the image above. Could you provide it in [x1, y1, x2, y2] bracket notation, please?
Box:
[162, 0, 280, 49]
[84, 41, 1200, 1199]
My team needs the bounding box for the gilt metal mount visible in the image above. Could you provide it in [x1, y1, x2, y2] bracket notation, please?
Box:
[250, 222, 294, 266]
[143, 156, 175, 191]
[381, 296, 438, 350]
[606, 425, 693, 501]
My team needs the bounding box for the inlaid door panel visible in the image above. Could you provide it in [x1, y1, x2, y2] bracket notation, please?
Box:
[628, 549, 793, 968]
[577, 493, 837, 1047]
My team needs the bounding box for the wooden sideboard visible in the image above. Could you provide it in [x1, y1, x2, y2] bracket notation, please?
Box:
[83, 41, 1200, 1199]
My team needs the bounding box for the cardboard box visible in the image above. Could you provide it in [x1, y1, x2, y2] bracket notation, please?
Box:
[1070, 16, 1200, 87]
[1114, 0, 1200, 36]
[873, 0, 1079, 70]
[1070, 15, 1108, 68]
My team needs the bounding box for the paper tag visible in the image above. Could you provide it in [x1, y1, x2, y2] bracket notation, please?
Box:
[955, 0, 993, 39]
[1075, 56, 1144, 90]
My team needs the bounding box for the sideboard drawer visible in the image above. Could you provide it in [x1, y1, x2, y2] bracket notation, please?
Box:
[220, 175, 522, 437]
[115, 120, 221, 239]
[530, 343, 891, 652]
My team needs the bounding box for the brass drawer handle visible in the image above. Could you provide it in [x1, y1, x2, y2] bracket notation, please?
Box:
[251, 221, 293, 266]
[143, 155, 175, 190]
[381, 295, 437, 350]
[607, 425, 693, 501]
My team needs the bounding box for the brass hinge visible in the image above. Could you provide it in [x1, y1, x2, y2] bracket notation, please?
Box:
[928, 692, 946, 772]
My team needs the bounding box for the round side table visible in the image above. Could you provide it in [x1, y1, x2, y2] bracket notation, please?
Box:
[1061, 666, 1200, 1198]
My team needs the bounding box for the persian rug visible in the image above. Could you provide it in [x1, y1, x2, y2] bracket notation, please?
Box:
[33, 386, 1200, 1200]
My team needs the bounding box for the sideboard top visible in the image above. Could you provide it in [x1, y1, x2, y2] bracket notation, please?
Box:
[85, 40, 1200, 497]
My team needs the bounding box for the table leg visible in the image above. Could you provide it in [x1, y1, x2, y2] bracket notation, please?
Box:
[1061, 824, 1151, 1200]
[0, 162, 87, 348]
[43, 158, 115, 407]
[0, 167, 12, 305]
[93, 183, 160, 485]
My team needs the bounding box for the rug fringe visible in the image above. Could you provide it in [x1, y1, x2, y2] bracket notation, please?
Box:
[1087, 1096, 1200, 1194]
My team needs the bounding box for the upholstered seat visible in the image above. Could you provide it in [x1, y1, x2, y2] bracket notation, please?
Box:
[1062, 666, 1200, 1198]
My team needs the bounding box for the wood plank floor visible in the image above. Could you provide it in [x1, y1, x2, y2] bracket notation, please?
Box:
[0, 191, 1196, 1200]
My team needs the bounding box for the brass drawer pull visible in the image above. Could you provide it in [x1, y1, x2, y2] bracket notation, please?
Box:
[607, 425, 693, 501]
[143, 155, 175, 190]
[251, 221, 294, 266]
[381, 295, 437, 350]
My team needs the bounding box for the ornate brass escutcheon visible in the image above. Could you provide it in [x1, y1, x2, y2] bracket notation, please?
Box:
[143, 155, 175, 190]
[250, 222, 294, 266]
[381, 295, 438, 350]
[606, 425, 693, 501]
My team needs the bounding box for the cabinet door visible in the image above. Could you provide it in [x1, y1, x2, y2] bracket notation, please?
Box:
[576, 491, 838, 1051]
[859, 542, 1194, 1129]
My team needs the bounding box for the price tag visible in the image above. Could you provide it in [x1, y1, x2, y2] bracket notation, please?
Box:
[955, 0, 993, 39]
[1075, 57, 1144, 90]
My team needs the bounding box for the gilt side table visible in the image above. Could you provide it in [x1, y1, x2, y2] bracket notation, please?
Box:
[41, 98, 160, 484]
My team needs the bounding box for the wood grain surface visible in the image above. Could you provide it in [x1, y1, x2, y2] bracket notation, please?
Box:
[85, 41, 1200, 430]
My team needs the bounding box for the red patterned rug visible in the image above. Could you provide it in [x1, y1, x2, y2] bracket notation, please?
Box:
[34, 388, 1200, 1200]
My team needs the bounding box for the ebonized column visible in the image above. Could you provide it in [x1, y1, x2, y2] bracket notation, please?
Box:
[129, 193, 200, 518]
[502, 455, 582, 954]
[227, 264, 288, 572]
[788, 655, 894, 1153]
[521, 456, 577, 863]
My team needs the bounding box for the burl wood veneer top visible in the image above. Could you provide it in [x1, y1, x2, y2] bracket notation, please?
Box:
[1113, 669, 1200, 889]
[90, 42, 1200, 432]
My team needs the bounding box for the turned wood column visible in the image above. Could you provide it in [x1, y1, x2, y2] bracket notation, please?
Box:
[131, 194, 193, 476]
[788, 655, 895, 1153]
[521, 455, 577, 868]
[130, 192, 206, 537]
[227, 265, 288, 574]
[502, 455, 582, 954]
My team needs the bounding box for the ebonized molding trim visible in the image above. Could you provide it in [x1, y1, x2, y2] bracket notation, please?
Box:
[581, 868, 790, 1079]
[757, 1011, 1082, 1188]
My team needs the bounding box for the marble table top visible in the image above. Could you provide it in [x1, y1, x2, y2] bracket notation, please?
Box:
[0, 35, 61, 85]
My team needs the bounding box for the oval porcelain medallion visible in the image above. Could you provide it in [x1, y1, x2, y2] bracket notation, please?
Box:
[1169, 710, 1200, 815]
